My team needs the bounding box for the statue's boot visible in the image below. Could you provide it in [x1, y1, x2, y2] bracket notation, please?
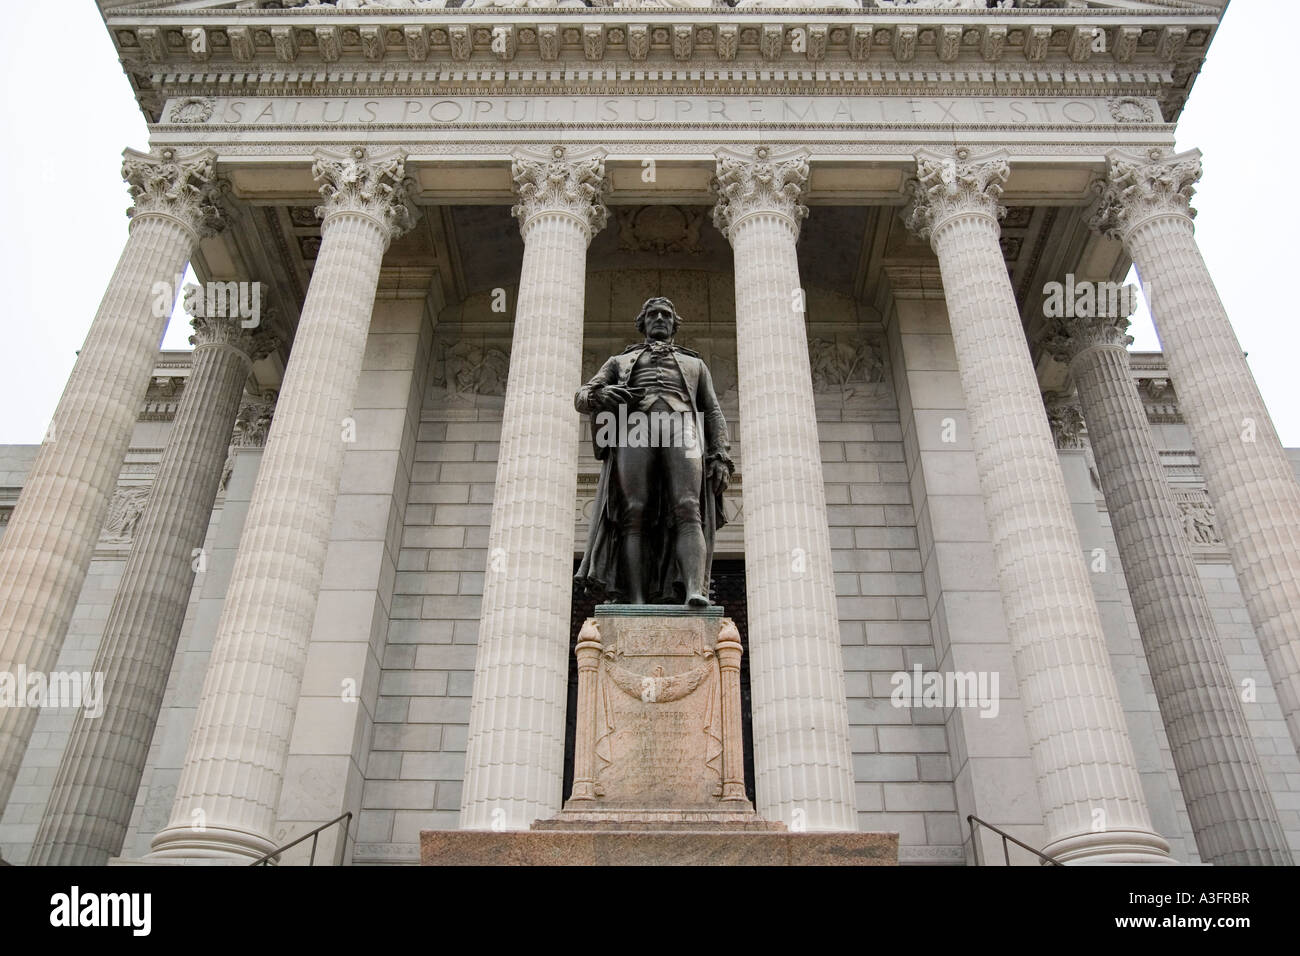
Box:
[676, 513, 709, 607]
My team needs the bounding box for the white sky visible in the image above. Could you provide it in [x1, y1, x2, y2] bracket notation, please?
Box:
[0, 2, 1295, 444]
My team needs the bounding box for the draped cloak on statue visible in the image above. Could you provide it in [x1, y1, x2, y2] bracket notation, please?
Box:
[574, 343, 733, 604]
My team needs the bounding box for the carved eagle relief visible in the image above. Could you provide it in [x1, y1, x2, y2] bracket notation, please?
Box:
[604, 659, 711, 703]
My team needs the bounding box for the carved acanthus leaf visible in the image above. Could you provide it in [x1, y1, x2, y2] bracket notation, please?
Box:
[510, 147, 610, 239]
[1041, 312, 1133, 367]
[538, 23, 560, 60]
[1042, 390, 1086, 451]
[189, 310, 281, 363]
[229, 391, 279, 456]
[1025, 24, 1051, 61]
[904, 149, 1009, 242]
[711, 146, 809, 239]
[1089, 148, 1202, 241]
[627, 22, 650, 59]
[122, 147, 225, 238]
[312, 146, 419, 243]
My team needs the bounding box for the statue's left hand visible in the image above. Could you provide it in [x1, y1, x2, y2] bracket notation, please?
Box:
[708, 459, 731, 496]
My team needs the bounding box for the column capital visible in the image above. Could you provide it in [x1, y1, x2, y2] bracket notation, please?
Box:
[1042, 312, 1135, 367]
[710, 145, 809, 241]
[188, 311, 280, 366]
[1042, 389, 1087, 451]
[312, 146, 419, 246]
[510, 145, 609, 241]
[122, 147, 225, 240]
[231, 391, 278, 448]
[1089, 148, 1203, 241]
[904, 148, 1009, 244]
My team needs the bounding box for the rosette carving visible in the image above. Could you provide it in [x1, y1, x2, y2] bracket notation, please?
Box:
[510, 146, 610, 239]
[312, 146, 419, 244]
[904, 148, 1010, 242]
[122, 147, 224, 239]
[1089, 148, 1203, 241]
[710, 146, 810, 240]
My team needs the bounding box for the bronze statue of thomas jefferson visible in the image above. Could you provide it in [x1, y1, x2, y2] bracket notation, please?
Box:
[575, 297, 733, 607]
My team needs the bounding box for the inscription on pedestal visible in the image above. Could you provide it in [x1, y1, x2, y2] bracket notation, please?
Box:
[599, 673, 722, 807]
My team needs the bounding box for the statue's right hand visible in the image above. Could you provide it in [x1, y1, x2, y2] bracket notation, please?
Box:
[597, 385, 634, 409]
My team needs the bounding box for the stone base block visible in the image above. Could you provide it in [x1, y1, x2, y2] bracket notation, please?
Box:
[419, 829, 898, 866]
[535, 809, 786, 831]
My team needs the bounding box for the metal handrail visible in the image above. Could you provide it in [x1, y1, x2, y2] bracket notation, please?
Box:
[250, 812, 352, 867]
[967, 814, 1064, 867]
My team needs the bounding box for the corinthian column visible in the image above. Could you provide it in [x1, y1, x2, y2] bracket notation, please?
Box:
[460, 146, 608, 830]
[711, 147, 857, 831]
[0, 148, 222, 815]
[907, 149, 1169, 864]
[1092, 149, 1300, 758]
[149, 148, 417, 861]
[1044, 316, 1291, 866]
[29, 311, 278, 866]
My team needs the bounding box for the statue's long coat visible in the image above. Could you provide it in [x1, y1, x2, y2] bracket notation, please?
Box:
[574, 344, 732, 603]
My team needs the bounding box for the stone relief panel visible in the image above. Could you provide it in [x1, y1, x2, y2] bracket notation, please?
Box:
[101, 486, 151, 542]
[1172, 489, 1223, 549]
[809, 335, 889, 412]
[615, 205, 706, 257]
[429, 339, 511, 407]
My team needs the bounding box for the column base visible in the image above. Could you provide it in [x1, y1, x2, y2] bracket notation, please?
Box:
[1043, 829, 1176, 865]
[146, 824, 279, 864]
[108, 856, 251, 866]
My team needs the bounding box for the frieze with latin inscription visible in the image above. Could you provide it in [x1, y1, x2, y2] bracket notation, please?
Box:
[172, 95, 1158, 129]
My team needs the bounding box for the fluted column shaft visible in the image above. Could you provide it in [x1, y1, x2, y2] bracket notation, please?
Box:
[1050, 323, 1290, 865]
[0, 149, 221, 815]
[1094, 148, 1300, 758]
[460, 148, 608, 830]
[909, 150, 1169, 864]
[712, 148, 857, 831]
[29, 313, 275, 866]
[149, 149, 416, 861]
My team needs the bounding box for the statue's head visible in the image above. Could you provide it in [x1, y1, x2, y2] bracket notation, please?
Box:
[635, 296, 682, 339]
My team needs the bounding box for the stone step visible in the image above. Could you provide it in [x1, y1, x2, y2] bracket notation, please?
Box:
[420, 830, 898, 866]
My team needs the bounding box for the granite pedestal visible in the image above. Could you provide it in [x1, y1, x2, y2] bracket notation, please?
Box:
[423, 606, 898, 865]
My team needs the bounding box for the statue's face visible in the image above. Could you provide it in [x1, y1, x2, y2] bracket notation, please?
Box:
[642, 302, 677, 341]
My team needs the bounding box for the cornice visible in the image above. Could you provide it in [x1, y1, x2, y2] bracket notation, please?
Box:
[108, 13, 1214, 74]
[107, 10, 1213, 126]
